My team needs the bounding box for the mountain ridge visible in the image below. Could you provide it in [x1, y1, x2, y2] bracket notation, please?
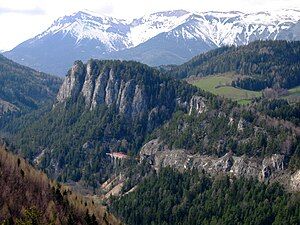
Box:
[6, 51, 300, 191]
[9, 59, 199, 185]
[4, 9, 300, 76]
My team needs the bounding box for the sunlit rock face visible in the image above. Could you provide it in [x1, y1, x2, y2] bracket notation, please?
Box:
[140, 139, 298, 190]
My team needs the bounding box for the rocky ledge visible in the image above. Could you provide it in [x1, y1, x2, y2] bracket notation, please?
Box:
[140, 139, 300, 191]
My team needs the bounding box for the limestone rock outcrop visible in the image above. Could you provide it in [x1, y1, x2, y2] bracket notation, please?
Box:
[55, 60, 211, 127]
[56, 60, 86, 104]
[56, 60, 148, 120]
[189, 96, 207, 115]
[290, 170, 300, 191]
[140, 139, 297, 190]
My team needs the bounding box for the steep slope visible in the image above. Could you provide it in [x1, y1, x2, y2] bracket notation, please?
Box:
[4, 10, 300, 76]
[10, 60, 198, 185]
[0, 143, 118, 224]
[2, 11, 130, 77]
[169, 40, 300, 90]
[105, 25, 217, 66]
[0, 54, 62, 116]
[111, 167, 300, 225]
[8, 58, 300, 193]
[4, 10, 191, 76]
[107, 10, 300, 66]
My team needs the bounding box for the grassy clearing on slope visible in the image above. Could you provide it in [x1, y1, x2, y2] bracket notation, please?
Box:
[284, 85, 300, 102]
[187, 73, 261, 104]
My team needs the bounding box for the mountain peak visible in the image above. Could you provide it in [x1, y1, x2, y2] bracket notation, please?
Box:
[149, 9, 190, 17]
[202, 10, 244, 16]
[4, 9, 300, 76]
[73, 9, 105, 18]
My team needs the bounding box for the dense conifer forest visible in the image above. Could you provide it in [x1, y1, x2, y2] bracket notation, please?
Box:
[0, 54, 61, 111]
[111, 167, 300, 225]
[169, 41, 300, 91]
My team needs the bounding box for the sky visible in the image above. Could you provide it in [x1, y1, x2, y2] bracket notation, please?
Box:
[0, 0, 299, 51]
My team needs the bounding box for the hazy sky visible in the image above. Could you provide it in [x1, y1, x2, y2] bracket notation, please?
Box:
[0, 0, 299, 51]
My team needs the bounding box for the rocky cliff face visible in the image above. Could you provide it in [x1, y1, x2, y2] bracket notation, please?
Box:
[56, 61, 86, 104]
[140, 139, 300, 191]
[290, 170, 300, 191]
[188, 96, 207, 115]
[56, 60, 148, 119]
[56, 59, 203, 123]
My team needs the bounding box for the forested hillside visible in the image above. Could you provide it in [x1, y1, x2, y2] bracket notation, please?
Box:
[6, 58, 299, 189]
[1, 6, 300, 225]
[0, 143, 119, 224]
[111, 167, 300, 225]
[169, 40, 300, 91]
[155, 104, 300, 159]
[254, 99, 300, 125]
[0, 54, 62, 116]
[7, 60, 200, 186]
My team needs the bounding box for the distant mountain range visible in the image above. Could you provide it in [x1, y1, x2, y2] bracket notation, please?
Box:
[4, 9, 300, 76]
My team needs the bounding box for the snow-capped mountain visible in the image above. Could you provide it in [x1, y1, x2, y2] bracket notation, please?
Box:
[32, 10, 191, 53]
[192, 10, 300, 46]
[4, 9, 300, 76]
[35, 10, 131, 52]
[128, 10, 191, 46]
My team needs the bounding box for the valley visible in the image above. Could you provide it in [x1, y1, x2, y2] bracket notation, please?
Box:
[2, 42, 299, 192]
[0, 6, 300, 224]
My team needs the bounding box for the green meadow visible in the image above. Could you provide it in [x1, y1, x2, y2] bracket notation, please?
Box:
[188, 73, 261, 105]
[285, 85, 300, 101]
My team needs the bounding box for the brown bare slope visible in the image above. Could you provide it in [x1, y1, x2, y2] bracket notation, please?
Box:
[0, 143, 120, 225]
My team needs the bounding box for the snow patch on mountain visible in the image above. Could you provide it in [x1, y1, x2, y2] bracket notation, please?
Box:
[165, 9, 300, 47]
[30, 9, 300, 53]
[128, 10, 191, 46]
[5, 8, 300, 77]
[35, 11, 131, 51]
